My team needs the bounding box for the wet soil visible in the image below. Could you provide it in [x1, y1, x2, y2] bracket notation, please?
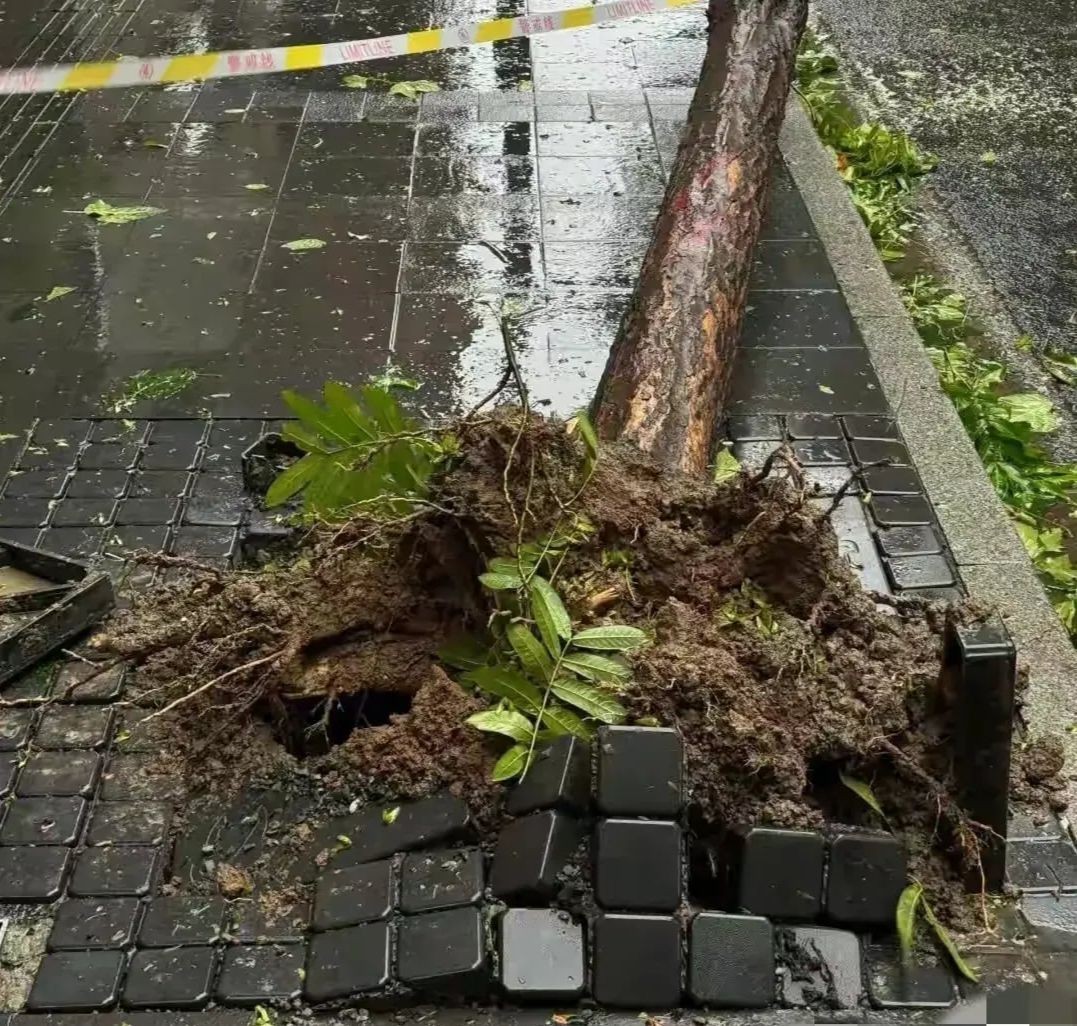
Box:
[98, 410, 1066, 925]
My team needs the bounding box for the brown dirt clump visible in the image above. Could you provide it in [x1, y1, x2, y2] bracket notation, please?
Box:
[97, 409, 1066, 920]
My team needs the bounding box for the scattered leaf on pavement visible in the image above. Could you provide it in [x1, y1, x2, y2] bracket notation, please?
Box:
[43, 286, 76, 302]
[281, 238, 326, 252]
[84, 199, 164, 225]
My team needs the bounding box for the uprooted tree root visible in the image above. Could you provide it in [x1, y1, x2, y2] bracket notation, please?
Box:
[97, 411, 1065, 928]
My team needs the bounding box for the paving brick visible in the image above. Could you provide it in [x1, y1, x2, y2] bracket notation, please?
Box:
[729, 827, 825, 920]
[303, 922, 391, 1002]
[499, 908, 585, 1002]
[786, 414, 841, 439]
[139, 895, 226, 947]
[87, 801, 171, 846]
[1008, 839, 1065, 892]
[15, 751, 101, 796]
[596, 725, 683, 816]
[35, 706, 113, 749]
[69, 845, 160, 896]
[397, 906, 489, 996]
[826, 833, 907, 927]
[401, 847, 484, 914]
[779, 926, 864, 1008]
[0, 795, 86, 845]
[592, 913, 682, 1008]
[124, 947, 218, 1010]
[216, 943, 306, 1006]
[489, 810, 583, 904]
[1021, 893, 1077, 950]
[876, 525, 943, 558]
[0, 708, 35, 750]
[228, 899, 309, 943]
[864, 945, 956, 1009]
[688, 912, 775, 1008]
[0, 845, 70, 901]
[506, 735, 590, 815]
[869, 494, 934, 527]
[885, 554, 956, 591]
[27, 950, 126, 1012]
[312, 859, 394, 931]
[54, 663, 125, 703]
[595, 818, 682, 911]
[49, 897, 142, 950]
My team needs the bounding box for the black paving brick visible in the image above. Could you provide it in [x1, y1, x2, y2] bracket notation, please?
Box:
[113, 498, 181, 525]
[303, 922, 391, 1002]
[216, 943, 306, 1006]
[400, 847, 484, 914]
[729, 827, 825, 920]
[845, 415, 901, 440]
[0, 795, 86, 845]
[595, 818, 682, 912]
[876, 525, 944, 558]
[869, 494, 935, 527]
[729, 348, 888, 415]
[124, 947, 218, 1010]
[49, 897, 142, 951]
[826, 833, 908, 927]
[779, 926, 864, 1008]
[0, 497, 51, 526]
[862, 465, 923, 495]
[885, 554, 957, 591]
[596, 725, 683, 816]
[27, 950, 126, 1012]
[54, 663, 125, 703]
[139, 895, 226, 947]
[228, 899, 309, 943]
[689, 912, 775, 1008]
[865, 944, 956, 1009]
[0, 708, 35, 750]
[499, 908, 585, 1002]
[312, 859, 395, 931]
[0, 845, 70, 901]
[786, 413, 842, 438]
[36, 526, 107, 558]
[2, 468, 69, 498]
[725, 415, 784, 442]
[69, 845, 160, 896]
[506, 735, 591, 815]
[1020, 893, 1077, 949]
[87, 801, 172, 846]
[852, 438, 911, 466]
[750, 241, 839, 291]
[62, 469, 128, 499]
[792, 437, 851, 465]
[35, 705, 113, 749]
[489, 810, 583, 904]
[49, 498, 114, 527]
[100, 754, 184, 800]
[397, 906, 489, 996]
[592, 913, 682, 1009]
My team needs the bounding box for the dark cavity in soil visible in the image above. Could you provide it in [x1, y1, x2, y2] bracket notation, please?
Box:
[264, 690, 414, 759]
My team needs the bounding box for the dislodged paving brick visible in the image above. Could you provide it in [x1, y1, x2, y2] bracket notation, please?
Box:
[27, 950, 126, 1012]
[312, 858, 395, 931]
[593, 913, 682, 1008]
[123, 947, 218, 1010]
[490, 810, 583, 904]
[397, 906, 488, 996]
[596, 725, 683, 816]
[825, 832, 907, 927]
[401, 847, 484, 914]
[49, 898, 141, 950]
[304, 922, 391, 1002]
[688, 912, 775, 1008]
[499, 908, 585, 1002]
[138, 895, 225, 947]
[729, 827, 825, 920]
[506, 735, 590, 816]
[216, 943, 306, 1005]
[595, 818, 682, 912]
[778, 926, 864, 1009]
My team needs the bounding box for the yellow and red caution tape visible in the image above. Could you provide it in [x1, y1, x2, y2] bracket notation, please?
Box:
[0, 0, 700, 96]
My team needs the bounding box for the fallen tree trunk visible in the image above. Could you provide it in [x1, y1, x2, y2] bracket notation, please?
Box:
[591, 0, 809, 475]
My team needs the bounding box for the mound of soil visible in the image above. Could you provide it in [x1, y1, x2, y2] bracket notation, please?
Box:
[98, 410, 1065, 925]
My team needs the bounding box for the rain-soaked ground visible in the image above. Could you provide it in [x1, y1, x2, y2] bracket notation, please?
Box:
[0, 0, 706, 426]
[813, 0, 1077, 354]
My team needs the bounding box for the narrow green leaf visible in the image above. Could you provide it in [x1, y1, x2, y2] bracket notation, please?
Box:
[568, 410, 599, 464]
[839, 771, 887, 820]
[492, 744, 528, 781]
[922, 898, 979, 982]
[489, 557, 528, 578]
[322, 381, 376, 440]
[265, 452, 323, 507]
[466, 707, 534, 742]
[551, 678, 626, 723]
[530, 576, 572, 655]
[570, 625, 649, 651]
[280, 421, 330, 454]
[507, 623, 553, 680]
[281, 389, 352, 446]
[540, 703, 592, 740]
[83, 199, 164, 224]
[479, 572, 523, 591]
[438, 635, 488, 671]
[462, 667, 542, 715]
[561, 651, 632, 685]
[896, 883, 923, 962]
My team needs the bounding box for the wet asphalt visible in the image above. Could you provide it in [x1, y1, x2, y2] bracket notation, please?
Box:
[813, 0, 1077, 354]
[0, 0, 707, 425]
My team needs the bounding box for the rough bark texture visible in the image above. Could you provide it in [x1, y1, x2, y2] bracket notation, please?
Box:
[591, 0, 809, 475]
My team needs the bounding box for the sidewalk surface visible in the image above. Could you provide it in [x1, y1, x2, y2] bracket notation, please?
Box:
[2, 0, 1077, 1019]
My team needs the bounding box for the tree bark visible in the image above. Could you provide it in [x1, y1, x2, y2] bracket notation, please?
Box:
[591, 0, 809, 475]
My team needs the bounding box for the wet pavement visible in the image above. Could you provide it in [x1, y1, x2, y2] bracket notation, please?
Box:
[812, 0, 1077, 353]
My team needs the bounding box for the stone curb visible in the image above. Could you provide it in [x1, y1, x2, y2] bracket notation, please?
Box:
[778, 99, 1077, 815]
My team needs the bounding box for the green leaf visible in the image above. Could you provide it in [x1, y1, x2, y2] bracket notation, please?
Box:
[1042, 350, 1077, 386]
[83, 199, 164, 224]
[281, 238, 326, 252]
[492, 744, 528, 781]
[265, 452, 326, 508]
[381, 806, 400, 825]
[922, 898, 978, 982]
[713, 447, 741, 484]
[389, 79, 440, 100]
[462, 666, 542, 715]
[341, 74, 370, 89]
[540, 703, 592, 739]
[466, 707, 534, 742]
[550, 678, 626, 723]
[561, 651, 632, 685]
[571, 625, 649, 651]
[43, 285, 76, 302]
[506, 623, 553, 680]
[839, 771, 886, 820]
[479, 572, 524, 591]
[567, 410, 599, 465]
[281, 389, 352, 446]
[244, 183, 271, 191]
[530, 576, 572, 655]
[998, 393, 1058, 434]
[896, 883, 922, 962]
[438, 635, 489, 671]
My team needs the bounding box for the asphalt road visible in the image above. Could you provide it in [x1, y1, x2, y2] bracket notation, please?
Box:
[812, 0, 1077, 354]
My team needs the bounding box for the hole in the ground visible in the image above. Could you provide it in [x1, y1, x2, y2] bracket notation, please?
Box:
[806, 756, 866, 823]
[267, 690, 413, 759]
